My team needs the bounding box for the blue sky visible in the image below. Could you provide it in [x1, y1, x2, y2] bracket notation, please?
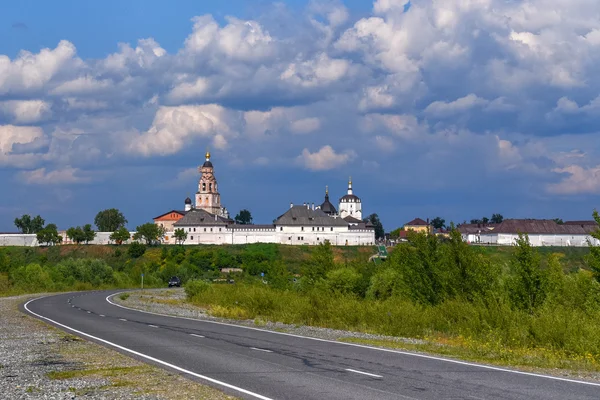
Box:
[1, 0, 599, 232]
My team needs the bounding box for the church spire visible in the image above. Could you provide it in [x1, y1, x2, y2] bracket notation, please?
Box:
[348, 176, 353, 195]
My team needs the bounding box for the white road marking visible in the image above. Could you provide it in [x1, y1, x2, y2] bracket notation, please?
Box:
[99, 315, 105, 317]
[250, 347, 272, 353]
[87, 311, 91, 314]
[107, 291, 600, 388]
[148, 325, 159, 328]
[190, 334, 205, 338]
[119, 318, 127, 322]
[346, 369, 382, 378]
[24, 297, 274, 400]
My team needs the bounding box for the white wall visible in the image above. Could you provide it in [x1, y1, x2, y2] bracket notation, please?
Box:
[479, 233, 599, 247]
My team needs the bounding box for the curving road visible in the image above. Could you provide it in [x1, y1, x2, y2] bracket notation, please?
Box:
[23, 290, 600, 400]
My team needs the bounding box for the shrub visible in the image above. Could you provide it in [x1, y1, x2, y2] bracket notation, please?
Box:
[128, 242, 146, 258]
[185, 279, 211, 299]
[119, 293, 130, 301]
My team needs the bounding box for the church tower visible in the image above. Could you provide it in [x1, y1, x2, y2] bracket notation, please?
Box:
[338, 176, 362, 220]
[195, 151, 229, 218]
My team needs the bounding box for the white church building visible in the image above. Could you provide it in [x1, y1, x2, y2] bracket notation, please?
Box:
[154, 152, 375, 246]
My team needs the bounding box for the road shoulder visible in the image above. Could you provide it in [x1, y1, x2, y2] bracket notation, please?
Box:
[4, 293, 236, 399]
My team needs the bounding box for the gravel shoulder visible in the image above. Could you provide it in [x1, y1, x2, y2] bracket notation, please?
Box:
[2, 293, 236, 400]
[113, 288, 600, 384]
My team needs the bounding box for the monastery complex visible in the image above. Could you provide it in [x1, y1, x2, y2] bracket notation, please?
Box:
[153, 152, 376, 246]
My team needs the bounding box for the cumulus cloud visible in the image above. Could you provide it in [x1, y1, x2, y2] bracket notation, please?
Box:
[290, 117, 320, 134]
[16, 166, 91, 185]
[548, 165, 600, 195]
[128, 104, 233, 156]
[425, 94, 489, 117]
[0, 40, 81, 95]
[0, 125, 46, 167]
[297, 145, 356, 171]
[0, 100, 51, 124]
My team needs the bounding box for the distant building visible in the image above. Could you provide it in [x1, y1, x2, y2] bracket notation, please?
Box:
[459, 219, 599, 247]
[338, 177, 362, 220]
[154, 153, 375, 246]
[404, 218, 432, 234]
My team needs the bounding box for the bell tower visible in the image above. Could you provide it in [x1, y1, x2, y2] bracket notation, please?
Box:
[195, 150, 227, 216]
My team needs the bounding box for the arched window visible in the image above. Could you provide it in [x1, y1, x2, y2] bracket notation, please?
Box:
[202, 183, 206, 191]
[209, 183, 212, 191]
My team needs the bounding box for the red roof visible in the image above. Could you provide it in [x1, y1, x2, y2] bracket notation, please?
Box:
[405, 218, 428, 226]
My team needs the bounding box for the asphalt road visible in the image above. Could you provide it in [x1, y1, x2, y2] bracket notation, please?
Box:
[23, 290, 600, 400]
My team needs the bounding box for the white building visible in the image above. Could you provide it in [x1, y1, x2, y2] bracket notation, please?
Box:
[460, 219, 600, 247]
[338, 177, 362, 220]
[157, 154, 375, 246]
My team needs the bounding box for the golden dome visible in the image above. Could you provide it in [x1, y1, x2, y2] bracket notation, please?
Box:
[205, 150, 211, 160]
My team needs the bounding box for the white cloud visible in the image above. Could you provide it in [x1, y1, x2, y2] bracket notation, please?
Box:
[297, 145, 356, 171]
[184, 15, 274, 61]
[361, 114, 426, 140]
[17, 166, 90, 185]
[0, 100, 51, 124]
[0, 125, 46, 167]
[128, 104, 233, 156]
[280, 53, 351, 87]
[374, 135, 395, 152]
[290, 117, 320, 134]
[167, 77, 209, 103]
[51, 76, 112, 96]
[0, 40, 81, 95]
[548, 165, 600, 195]
[425, 94, 489, 117]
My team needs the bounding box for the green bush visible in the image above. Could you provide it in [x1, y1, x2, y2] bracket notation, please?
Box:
[128, 242, 146, 258]
[185, 279, 211, 299]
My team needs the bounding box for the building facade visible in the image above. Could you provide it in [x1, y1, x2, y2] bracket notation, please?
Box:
[155, 154, 375, 246]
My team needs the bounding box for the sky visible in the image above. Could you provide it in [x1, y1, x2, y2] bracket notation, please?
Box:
[1, 0, 600, 232]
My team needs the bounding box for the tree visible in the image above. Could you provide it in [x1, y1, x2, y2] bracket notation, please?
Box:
[470, 219, 482, 224]
[234, 209, 253, 225]
[389, 227, 403, 239]
[133, 223, 165, 245]
[430, 217, 445, 230]
[174, 228, 188, 245]
[83, 224, 96, 244]
[302, 241, 335, 285]
[94, 209, 128, 232]
[586, 210, 600, 283]
[553, 218, 564, 225]
[364, 213, 384, 240]
[14, 214, 45, 234]
[36, 224, 62, 246]
[66, 227, 86, 244]
[481, 217, 490, 225]
[491, 213, 504, 224]
[110, 227, 131, 245]
[508, 233, 548, 313]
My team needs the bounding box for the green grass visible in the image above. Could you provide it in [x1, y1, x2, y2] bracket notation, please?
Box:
[119, 293, 130, 301]
[186, 283, 600, 373]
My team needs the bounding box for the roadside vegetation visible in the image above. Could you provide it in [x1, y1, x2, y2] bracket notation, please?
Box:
[180, 212, 600, 372]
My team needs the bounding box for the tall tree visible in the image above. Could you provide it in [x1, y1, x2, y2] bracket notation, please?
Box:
[586, 210, 600, 283]
[481, 217, 490, 224]
[14, 214, 45, 234]
[133, 223, 165, 245]
[469, 219, 482, 224]
[234, 209, 253, 225]
[430, 217, 445, 230]
[364, 213, 385, 240]
[491, 213, 504, 224]
[174, 228, 188, 245]
[94, 209, 128, 232]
